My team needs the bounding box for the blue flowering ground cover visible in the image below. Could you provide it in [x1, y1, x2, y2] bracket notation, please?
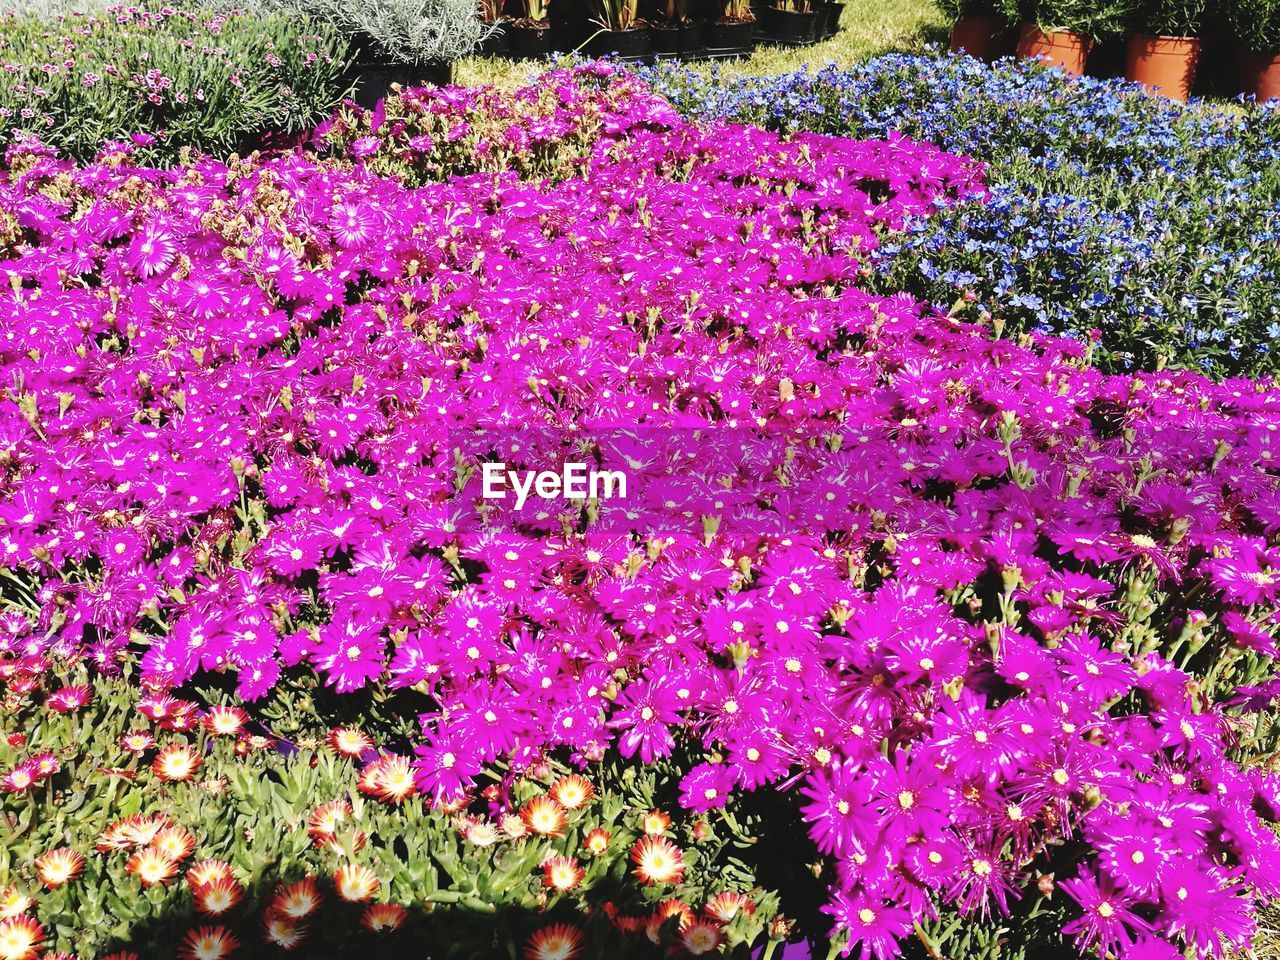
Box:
[644, 54, 1280, 377]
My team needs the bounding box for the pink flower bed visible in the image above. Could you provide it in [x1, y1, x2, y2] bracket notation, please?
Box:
[2, 67, 1280, 959]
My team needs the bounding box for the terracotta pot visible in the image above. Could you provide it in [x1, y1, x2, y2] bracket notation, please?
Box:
[949, 14, 999, 60]
[1124, 33, 1200, 100]
[1242, 51, 1280, 102]
[1016, 22, 1090, 76]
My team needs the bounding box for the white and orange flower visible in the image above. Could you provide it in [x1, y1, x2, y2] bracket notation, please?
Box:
[360, 902, 407, 932]
[680, 919, 724, 955]
[463, 819, 501, 847]
[584, 827, 611, 856]
[358, 754, 418, 804]
[152, 744, 202, 782]
[522, 922, 583, 960]
[151, 826, 197, 862]
[122, 814, 173, 846]
[126, 849, 179, 886]
[272, 877, 322, 920]
[630, 836, 686, 886]
[306, 799, 353, 844]
[34, 848, 84, 889]
[0, 888, 33, 920]
[704, 891, 755, 923]
[0, 915, 44, 960]
[177, 924, 238, 960]
[646, 900, 694, 944]
[641, 809, 672, 836]
[187, 860, 234, 889]
[193, 876, 244, 917]
[541, 856, 584, 893]
[435, 791, 470, 815]
[603, 902, 645, 934]
[262, 910, 307, 950]
[520, 796, 567, 837]
[328, 726, 373, 758]
[333, 863, 380, 903]
[500, 813, 529, 839]
[203, 705, 248, 737]
[97, 813, 170, 851]
[549, 775, 595, 810]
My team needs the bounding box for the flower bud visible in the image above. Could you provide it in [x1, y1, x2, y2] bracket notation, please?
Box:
[1037, 873, 1055, 898]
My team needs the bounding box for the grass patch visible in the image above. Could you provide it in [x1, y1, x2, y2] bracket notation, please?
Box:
[454, 0, 947, 86]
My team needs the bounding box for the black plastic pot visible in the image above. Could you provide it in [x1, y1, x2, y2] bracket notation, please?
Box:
[511, 20, 553, 58]
[691, 0, 720, 20]
[548, 1, 587, 50]
[762, 6, 816, 43]
[821, 0, 843, 36]
[650, 20, 700, 55]
[476, 20, 514, 55]
[348, 61, 452, 109]
[807, 3, 830, 38]
[585, 25, 653, 59]
[703, 18, 754, 51]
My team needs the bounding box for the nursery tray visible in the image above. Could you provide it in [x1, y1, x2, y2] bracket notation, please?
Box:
[656, 46, 755, 62]
[753, 26, 819, 48]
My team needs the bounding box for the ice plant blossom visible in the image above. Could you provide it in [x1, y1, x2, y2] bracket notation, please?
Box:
[0, 65, 1278, 960]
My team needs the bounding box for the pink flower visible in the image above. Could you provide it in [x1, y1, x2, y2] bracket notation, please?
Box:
[314, 621, 384, 694]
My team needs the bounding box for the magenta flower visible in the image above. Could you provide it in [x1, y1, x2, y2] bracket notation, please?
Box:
[1060, 869, 1152, 956]
[124, 218, 181, 277]
[0, 65, 1277, 960]
[823, 892, 912, 960]
[314, 620, 384, 693]
[1157, 865, 1255, 957]
[609, 679, 680, 765]
[678, 762, 735, 812]
[45, 684, 92, 712]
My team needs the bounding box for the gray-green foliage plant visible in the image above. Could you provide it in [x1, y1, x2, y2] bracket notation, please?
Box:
[1032, 0, 1134, 38]
[261, 0, 484, 65]
[1130, 0, 1208, 36]
[935, 0, 1004, 22]
[0, 5, 351, 161]
[1, 0, 115, 16]
[1226, 0, 1280, 52]
[993, 0, 1030, 23]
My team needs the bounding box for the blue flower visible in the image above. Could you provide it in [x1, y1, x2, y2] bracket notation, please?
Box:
[643, 53, 1280, 376]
